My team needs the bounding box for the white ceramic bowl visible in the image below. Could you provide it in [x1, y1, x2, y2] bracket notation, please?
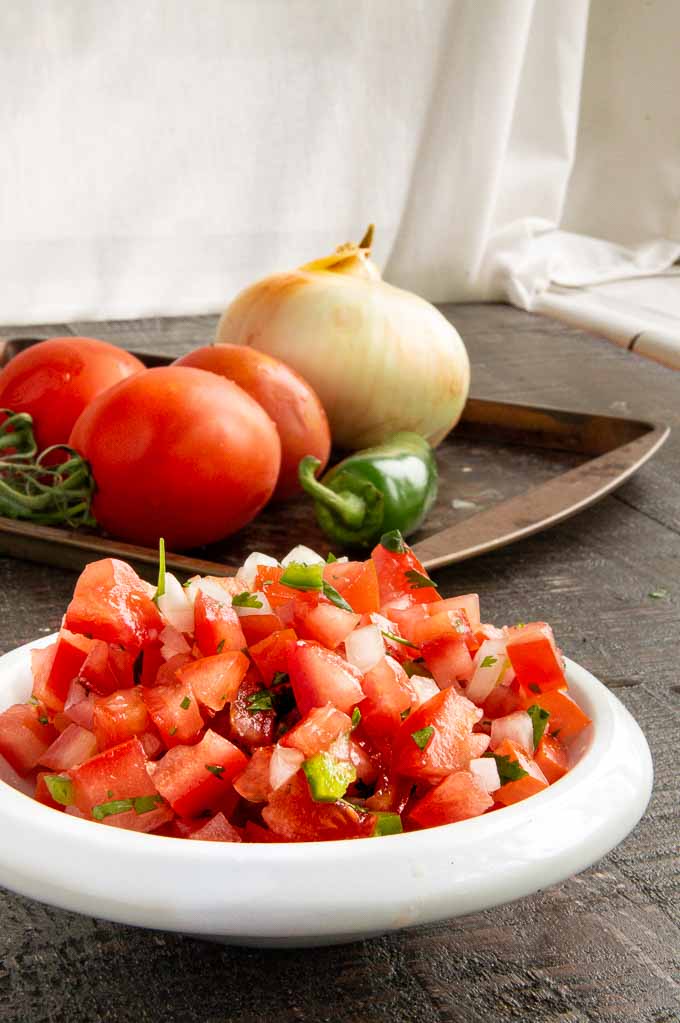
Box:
[0, 635, 652, 947]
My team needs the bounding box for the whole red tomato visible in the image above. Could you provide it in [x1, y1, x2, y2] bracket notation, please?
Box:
[0, 338, 144, 450]
[69, 366, 281, 549]
[174, 345, 331, 500]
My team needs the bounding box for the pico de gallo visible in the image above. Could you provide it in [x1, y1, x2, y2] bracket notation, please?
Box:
[0, 532, 591, 842]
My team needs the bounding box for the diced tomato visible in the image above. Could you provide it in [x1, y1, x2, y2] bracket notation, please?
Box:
[360, 657, 412, 740]
[243, 820, 286, 843]
[429, 594, 480, 631]
[239, 613, 284, 646]
[482, 681, 522, 720]
[421, 634, 473, 688]
[139, 641, 164, 686]
[322, 560, 381, 614]
[288, 641, 364, 716]
[262, 771, 375, 841]
[293, 601, 361, 650]
[492, 738, 549, 806]
[371, 540, 441, 606]
[79, 640, 135, 696]
[30, 642, 57, 705]
[153, 652, 193, 688]
[175, 650, 249, 713]
[412, 610, 471, 647]
[32, 630, 94, 712]
[505, 622, 567, 693]
[193, 590, 246, 656]
[409, 769, 493, 827]
[63, 680, 95, 730]
[383, 604, 429, 645]
[518, 686, 591, 742]
[229, 670, 276, 748]
[188, 812, 243, 842]
[233, 746, 273, 802]
[249, 629, 297, 686]
[280, 704, 352, 759]
[40, 724, 98, 771]
[64, 558, 163, 653]
[534, 734, 569, 783]
[395, 687, 482, 781]
[152, 729, 247, 817]
[0, 703, 57, 775]
[253, 566, 303, 610]
[34, 771, 66, 811]
[69, 736, 161, 817]
[92, 688, 150, 750]
[142, 679, 204, 748]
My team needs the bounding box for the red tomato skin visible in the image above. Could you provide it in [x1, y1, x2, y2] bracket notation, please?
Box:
[233, 746, 274, 802]
[239, 613, 284, 646]
[288, 641, 365, 716]
[248, 629, 298, 686]
[79, 640, 135, 697]
[188, 812, 243, 842]
[64, 558, 163, 654]
[395, 687, 483, 782]
[322, 561, 381, 615]
[0, 703, 58, 775]
[229, 671, 276, 748]
[371, 542, 441, 606]
[92, 688, 150, 750]
[35, 771, 66, 811]
[421, 634, 473, 688]
[505, 623, 567, 693]
[69, 366, 281, 549]
[193, 591, 246, 656]
[517, 686, 591, 742]
[0, 337, 143, 450]
[174, 344, 330, 500]
[492, 738, 549, 806]
[293, 602, 361, 650]
[409, 769, 493, 827]
[534, 734, 569, 783]
[69, 736, 161, 816]
[152, 729, 247, 817]
[31, 631, 93, 712]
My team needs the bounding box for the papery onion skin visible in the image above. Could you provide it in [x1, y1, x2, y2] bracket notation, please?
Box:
[216, 266, 470, 450]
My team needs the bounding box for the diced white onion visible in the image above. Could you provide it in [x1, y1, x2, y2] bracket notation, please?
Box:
[269, 746, 304, 790]
[369, 612, 396, 635]
[469, 756, 501, 793]
[328, 730, 351, 761]
[490, 711, 534, 755]
[157, 573, 195, 633]
[237, 551, 279, 589]
[408, 675, 440, 706]
[344, 625, 385, 674]
[526, 759, 549, 785]
[197, 577, 234, 604]
[281, 545, 325, 567]
[232, 591, 273, 618]
[160, 624, 191, 660]
[465, 639, 508, 703]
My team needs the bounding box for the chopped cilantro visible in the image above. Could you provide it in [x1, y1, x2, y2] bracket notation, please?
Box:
[649, 589, 668, 600]
[38, 716, 49, 725]
[351, 707, 361, 729]
[382, 630, 419, 649]
[326, 551, 338, 563]
[322, 580, 354, 612]
[152, 537, 166, 603]
[216, 639, 225, 654]
[400, 708, 411, 720]
[232, 591, 264, 608]
[92, 795, 162, 820]
[515, 621, 526, 629]
[411, 725, 434, 749]
[205, 764, 225, 778]
[180, 696, 191, 710]
[168, 726, 178, 736]
[279, 562, 323, 592]
[28, 696, 39, 706]
[271, 671, 289, 687]
[528, 683, 541, 694]
[133, 795, 163, 815]
[107, 790, 114, 798]
[405, 569, 438, 590]
[527, 704, 550, 748]
[480, 655, 498, 669]
[483, 751, 528, 783]
[246, 689, 274, 713]
[380, 529, 406, 553]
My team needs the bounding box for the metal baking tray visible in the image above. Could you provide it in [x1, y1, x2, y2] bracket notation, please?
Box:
[0, 337, 669, 579]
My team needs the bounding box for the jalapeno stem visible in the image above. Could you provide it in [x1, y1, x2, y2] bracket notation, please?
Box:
[298, 456, 367, 528]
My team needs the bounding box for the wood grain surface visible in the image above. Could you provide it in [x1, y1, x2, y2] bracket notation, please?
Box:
[0, 305, 678, 1023]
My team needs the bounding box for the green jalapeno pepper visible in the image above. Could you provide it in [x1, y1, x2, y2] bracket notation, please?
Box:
[298, 431, 438, 548]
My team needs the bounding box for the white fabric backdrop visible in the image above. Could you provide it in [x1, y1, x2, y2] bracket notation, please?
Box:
[1, 0, 679, 364]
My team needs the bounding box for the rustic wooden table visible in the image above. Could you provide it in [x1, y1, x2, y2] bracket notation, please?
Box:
[0, 306, 678, 1023]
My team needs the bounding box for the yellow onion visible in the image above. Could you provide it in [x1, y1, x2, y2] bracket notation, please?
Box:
[215, 227, 469, 449]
